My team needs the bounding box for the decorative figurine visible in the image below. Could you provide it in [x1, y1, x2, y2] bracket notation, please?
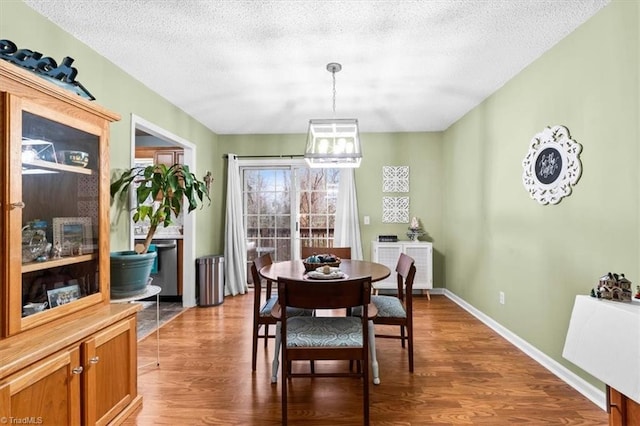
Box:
[406, 216, 424, 241]
[595, 272, 633, 302]
[203, 171, 213, 195]
[52, 241, 62, 258]
[410, 216, 419, 230]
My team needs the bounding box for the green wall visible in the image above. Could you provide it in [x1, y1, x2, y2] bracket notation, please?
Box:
[442, 0, 639, 390]
[0, 0, 220, 256]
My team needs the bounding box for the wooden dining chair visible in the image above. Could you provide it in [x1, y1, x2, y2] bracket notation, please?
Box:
[301, 246, 351, 260]
[371, 252, 417, 373]
[274, 275, 374, 425]
[250, 253, 312, 371]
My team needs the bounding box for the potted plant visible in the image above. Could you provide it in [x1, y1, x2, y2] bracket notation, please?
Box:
[109, 163, 211, 297]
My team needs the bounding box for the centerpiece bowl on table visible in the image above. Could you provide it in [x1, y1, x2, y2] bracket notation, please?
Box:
[302, 253, 342, 272]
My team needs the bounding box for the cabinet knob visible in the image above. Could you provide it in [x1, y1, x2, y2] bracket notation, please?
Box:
[72, 366, 84, 374]
[10, 201, 25, 209]
[90, 356, 100, 364]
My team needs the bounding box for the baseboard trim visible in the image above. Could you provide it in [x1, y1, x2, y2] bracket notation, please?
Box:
[443, 289, 606, 411]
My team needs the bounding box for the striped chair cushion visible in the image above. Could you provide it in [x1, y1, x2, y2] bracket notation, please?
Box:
[286, 317, 363, 347]
[260, 296, 312, 317]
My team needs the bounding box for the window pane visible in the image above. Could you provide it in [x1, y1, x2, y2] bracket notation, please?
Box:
[259, 215, 274, 233]
[275, 239, 291, 262]
[276, 215, 290, 230]
[310, 215, 327, 228]
[274, 170, 290, 192]
[246, 193, 258, 214]
[299, 193, 310, 216]
[275, 192, 290, 214]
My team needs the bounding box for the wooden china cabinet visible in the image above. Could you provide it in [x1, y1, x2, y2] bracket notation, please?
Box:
[0, 61, 141, 424]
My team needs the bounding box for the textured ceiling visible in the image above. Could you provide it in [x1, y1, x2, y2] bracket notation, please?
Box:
[24, 0, 609, 135]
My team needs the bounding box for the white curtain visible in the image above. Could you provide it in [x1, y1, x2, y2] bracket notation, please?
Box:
[224, 154, 248, 296]
[334, 168, 363, 260]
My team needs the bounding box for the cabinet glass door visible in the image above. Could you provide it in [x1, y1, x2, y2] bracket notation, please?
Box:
[9, 104, 105, 333]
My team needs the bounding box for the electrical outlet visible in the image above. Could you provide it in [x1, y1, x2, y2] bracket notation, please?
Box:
[499, 291, 505, 305]
[363, 215, 370, 225]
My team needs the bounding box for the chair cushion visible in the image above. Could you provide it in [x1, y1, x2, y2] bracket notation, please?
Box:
[352, 295, 406, 318]
[286, 317, 363, 347]
[260, 296, 312, 317]
[372, 295, 406, 318]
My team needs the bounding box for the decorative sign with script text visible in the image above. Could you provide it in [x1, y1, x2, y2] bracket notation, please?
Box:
[0, 39, 95, 100]
[522, 125, 582, 205]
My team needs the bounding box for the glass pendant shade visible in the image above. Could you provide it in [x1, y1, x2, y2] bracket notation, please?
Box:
[304, 118, 362, 168]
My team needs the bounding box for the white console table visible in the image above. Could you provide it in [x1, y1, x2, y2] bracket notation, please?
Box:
[563, 295, 640, 424]
[371, 241, 433, 298]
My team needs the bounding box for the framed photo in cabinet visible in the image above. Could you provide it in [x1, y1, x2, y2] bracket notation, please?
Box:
[47, 284, 80, 308]
[52, 217, 93, 256]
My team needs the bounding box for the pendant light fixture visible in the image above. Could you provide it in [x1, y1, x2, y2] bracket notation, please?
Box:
[304, 62, 362, 168]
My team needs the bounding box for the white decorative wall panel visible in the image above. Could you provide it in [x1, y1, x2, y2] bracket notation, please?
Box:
[382, 196, 409, 223]
[382, 166, 409, 192]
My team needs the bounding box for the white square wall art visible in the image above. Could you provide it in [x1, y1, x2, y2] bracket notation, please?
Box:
[382, 196, 409, 223]
[382, 166, 409, 193]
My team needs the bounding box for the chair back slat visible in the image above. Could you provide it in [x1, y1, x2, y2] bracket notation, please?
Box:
[395, 253, 416, 301]
[251, 253, 276, 309]
[249, 262, 261, 289]
[253, 253, 273, 276]
[251, 253, 273, 290]
[278, 278, 370, 310]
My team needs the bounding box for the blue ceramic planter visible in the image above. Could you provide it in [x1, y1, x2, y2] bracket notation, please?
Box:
[110, 251, 157, 298]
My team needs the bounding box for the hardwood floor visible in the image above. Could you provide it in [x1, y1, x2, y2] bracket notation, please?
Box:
[122, 294, 607, 425]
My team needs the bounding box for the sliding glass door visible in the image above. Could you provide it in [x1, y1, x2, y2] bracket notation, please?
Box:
[242, 163, 339, 262]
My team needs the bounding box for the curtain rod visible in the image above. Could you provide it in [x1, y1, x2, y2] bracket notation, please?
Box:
[223, 154, 305, 159]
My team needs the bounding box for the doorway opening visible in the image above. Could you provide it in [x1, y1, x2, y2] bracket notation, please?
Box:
[129, 114, 197, 307]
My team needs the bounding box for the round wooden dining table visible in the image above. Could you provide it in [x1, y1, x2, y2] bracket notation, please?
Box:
[259, 259, 391, 283]
[259, 259, 391, 385]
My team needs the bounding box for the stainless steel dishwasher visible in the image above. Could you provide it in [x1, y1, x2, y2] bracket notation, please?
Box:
[137, 239, 178, 297]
